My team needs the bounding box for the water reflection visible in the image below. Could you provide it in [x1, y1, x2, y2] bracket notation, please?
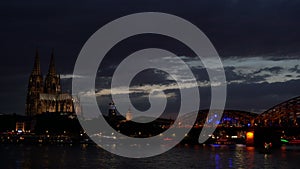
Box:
[0, 144, 299, 169]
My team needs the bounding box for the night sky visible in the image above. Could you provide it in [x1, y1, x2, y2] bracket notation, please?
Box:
[1, 0, 300, 115]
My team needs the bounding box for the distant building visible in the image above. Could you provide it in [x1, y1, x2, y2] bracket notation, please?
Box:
[15, 122, 25, 133]
[108, 101, 117, 119]
[25, 50, 78, 117]
[126, 108, 133, 121]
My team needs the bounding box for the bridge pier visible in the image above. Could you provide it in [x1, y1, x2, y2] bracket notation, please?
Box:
[246, 130, 254, 146]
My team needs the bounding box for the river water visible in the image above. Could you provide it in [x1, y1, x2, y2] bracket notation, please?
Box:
[0, 144, 299, 169]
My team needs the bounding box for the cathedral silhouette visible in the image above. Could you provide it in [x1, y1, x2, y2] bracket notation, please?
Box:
[25, 50, 76, 117]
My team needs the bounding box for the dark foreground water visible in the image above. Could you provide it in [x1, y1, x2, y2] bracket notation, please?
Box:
[0, 144, 300, 169]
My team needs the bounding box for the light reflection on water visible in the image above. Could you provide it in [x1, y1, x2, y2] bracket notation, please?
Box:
[0, 144, 300, 169]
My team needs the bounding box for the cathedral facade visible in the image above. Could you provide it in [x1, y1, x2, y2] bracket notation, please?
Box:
[25, 50, 76, 117]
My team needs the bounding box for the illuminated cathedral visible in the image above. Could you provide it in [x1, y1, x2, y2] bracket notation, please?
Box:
[25, 50, 78, 117]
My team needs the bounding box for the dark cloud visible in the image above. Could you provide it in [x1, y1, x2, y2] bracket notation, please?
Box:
[289, 65, 300, 73]
[224, 66, 272, 84]
[264, 56, 300, 61]
[253, 66, 283, 75]
[224, 66, 246, 81]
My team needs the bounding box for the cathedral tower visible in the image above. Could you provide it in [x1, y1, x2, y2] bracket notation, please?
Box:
[26, 49, 44, 116]
[44, 50, 61, 94]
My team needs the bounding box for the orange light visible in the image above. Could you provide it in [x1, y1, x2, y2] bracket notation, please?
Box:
[246, 146, 255, 151]
[246, 132, 254, 139]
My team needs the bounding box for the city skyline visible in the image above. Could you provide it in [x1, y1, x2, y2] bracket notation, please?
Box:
[1, 0, 300, 115]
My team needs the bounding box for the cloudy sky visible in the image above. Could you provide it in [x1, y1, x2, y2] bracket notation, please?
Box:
[0, 0, 300, 115]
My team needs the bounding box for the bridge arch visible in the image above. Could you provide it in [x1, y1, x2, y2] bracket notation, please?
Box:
[255, 96, 300, 127]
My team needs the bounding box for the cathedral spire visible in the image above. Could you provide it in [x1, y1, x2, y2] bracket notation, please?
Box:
[48, 49, 56, 75]
[32, 49, 41, 75]
[44, 49, 61, 94]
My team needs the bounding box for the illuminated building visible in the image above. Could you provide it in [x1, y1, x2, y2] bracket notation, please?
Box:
[15, 122, 25, 133]
[108, 101, 117, 119]
[126, 108, 133, 121]
[25, 50, 77, 117]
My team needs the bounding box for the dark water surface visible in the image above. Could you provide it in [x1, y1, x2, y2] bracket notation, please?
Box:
[0, 144, 299, 169]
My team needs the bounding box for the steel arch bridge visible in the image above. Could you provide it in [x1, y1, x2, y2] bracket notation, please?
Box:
[176, 96, 300, 129]
[255, 96, 300, 127]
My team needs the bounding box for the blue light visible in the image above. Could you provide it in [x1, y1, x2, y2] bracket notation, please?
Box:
[211, 144, 221, 147]
[223, 117, 232, 121]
